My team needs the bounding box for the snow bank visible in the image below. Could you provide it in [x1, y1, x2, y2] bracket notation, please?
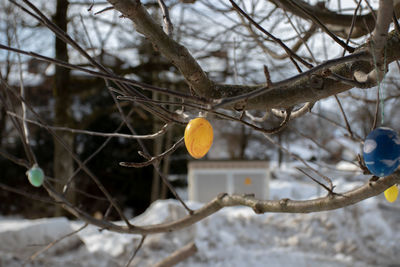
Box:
[100, 195, 398, 267]
[0, 217, 82, 258]
[0, 217, 120, 267]
[1, 179, 400, 267]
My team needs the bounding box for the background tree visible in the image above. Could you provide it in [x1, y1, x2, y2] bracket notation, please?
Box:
[1, 0, 400, 264]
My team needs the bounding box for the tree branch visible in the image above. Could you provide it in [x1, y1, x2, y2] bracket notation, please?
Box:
[354, 0, 393, 86]
[107, 0, 214, 96]
[43, 170, 400, 235]
[107, 0, 400, 112]
[154, 242, 197, 267]
[268, 0, 400, 38]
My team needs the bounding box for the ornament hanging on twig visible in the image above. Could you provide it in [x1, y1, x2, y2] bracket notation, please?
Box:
[363, 127, 400, 177]
[26, 165, 44, 187]
[384, 185, 398, 203]
[184, 117, 213, 159]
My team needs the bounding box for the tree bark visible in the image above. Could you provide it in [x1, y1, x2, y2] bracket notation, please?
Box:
[151, 91, 163, 203]
[107, 0, 400, 111]
[53, 0, 74, 216]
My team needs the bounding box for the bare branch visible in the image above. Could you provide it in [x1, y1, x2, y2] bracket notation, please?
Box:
[30, 223, 89, 261]
[372, 0, 394, 53]
[42, 171, 400, 235]
[353, 0, 393, 87]
[268, 0, 386, 38]
[334, 95, 354, 139]
[271, 102, 313, 119]
[0, 148, 29, 168]
[295, 167, 336, 195]
[120, 137, 184, 168]
[154, 242, 198, 267]
[157, 0, 174, 36]
[0, 45, 206, 116]
[107, 0, 213, 96]
[94, 6, 114, 15]
[263, 133, 333, 189]
[125, 235, 146, 267]
[0, 182, 55, 204]
[284, 0, 355, 53]
[8, 111, 170, 140]
[213, 51, 371, 109]
[229, 0, 313, 69]
[341, 0, 363, 57]
[2, 80, 134, 228]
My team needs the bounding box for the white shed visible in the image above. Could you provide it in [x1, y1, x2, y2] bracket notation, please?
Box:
[188, 161, 270, 203]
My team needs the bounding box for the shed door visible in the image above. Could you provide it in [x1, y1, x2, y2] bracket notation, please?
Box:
[233, 173, 265, 199]
[196, 173, 227, 203]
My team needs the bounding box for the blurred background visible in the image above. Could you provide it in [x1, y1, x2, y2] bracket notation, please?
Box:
[1, 0, 399, 220]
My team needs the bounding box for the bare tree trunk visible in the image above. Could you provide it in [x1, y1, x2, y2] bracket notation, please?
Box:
[278, 134, 283, 167]
[151, 91, 163, 203]
[53, 0, 74, 216]
[0, 104, 6, 147]
[160, 94, 173, 199]
[239, 124, 248, 159]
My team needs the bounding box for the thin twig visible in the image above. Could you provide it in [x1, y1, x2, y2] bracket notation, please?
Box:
[0, 182, 56, 204]
[154, 242, 198, 267]
[263, 65, 272, 86]
[229, 0, 313, 69]
[393, 11, 400, 34]
[0, 148, 29, 168]
[8, 111, 170, 140]
[87, 0, 94, 11]
[3, 81, 135, 228]
[372, 86, 380, 130]
[14, 19, 34, 161]
[282, 11, 317, 64]
[119, 94, 294, 135]
[334, 95, 354, 139]
[342, 0, 362, 57]
[310, 111, 363, 142]
[30, 223, 89, 261]
[120, 137, 184, 168]
[0, 43, 206, 107]
[364, 0, 377, 22]
[245, 110, 269, 122]
[125, 235, 147, 267]
[288, 0, 355, 53]
[79, 14, 94, 50]
[94, 6, 114, 15]
[63, 109, 137, 195]
[14, 0, 184, 124]
[295, 167, 336, 196]
[108, 81, 193, 214]
[271, 102, 314, 119]
[157, 0, 174, 36]
[263, 133, 333, 190]
[0, 75, 35, 166]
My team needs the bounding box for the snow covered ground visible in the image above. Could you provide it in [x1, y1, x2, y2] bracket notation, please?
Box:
[1, 166, 400, 267]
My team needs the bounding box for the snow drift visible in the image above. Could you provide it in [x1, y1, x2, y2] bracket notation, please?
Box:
[1, 177, 399, 267]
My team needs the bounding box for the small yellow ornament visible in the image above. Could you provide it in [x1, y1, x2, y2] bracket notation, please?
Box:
[184, 117, 213, 159]
[244, 177, 252, 185]
[384, 185, 398, 203]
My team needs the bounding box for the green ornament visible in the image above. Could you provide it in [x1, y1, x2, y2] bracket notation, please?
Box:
[26, 166, 44, 187]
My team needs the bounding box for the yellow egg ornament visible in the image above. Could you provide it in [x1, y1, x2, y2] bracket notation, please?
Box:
[184, 117, 213, 159]
[384, 185, 398, 203]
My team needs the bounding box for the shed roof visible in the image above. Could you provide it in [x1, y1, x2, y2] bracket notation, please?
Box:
[188, 160, 269, 169]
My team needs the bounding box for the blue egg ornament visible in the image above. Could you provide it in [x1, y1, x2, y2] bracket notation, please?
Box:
[26, 166, 44, 187]
[363, 127, 400, 177]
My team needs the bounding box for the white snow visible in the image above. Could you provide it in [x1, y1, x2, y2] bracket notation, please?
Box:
[1, 169, 400, 267]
